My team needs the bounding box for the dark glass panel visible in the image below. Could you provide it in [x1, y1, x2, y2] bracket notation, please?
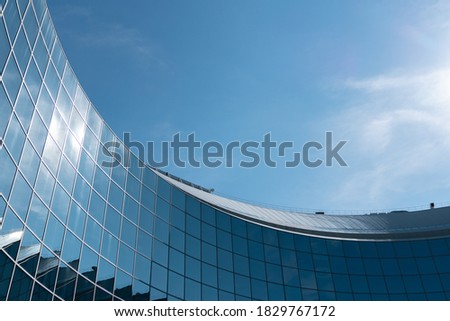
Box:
[168, 271, 184, 299]
[262, 228, 278, 246]
[233, 254, 249, 276]
[78, 245, 98, 282]
[278, 232, 295, 250]
[84, 217, 101, 252]
[202, 284, 218, 301]
[31, 282, 53, 301]
[126, 172, 140, 202]
[151, 263, 167, 292]
[36, 248, 58, 293]
[96, 258, 115, 293]
[283, 266, 300, 287]
[231, 235, 247, 257]
[201, 222, 216, 246]
[157, 177, 170, 202]
[141, 186, 155, 213]
[153, 239, 168, 266]
[61, 231, 81, 269]
[265, 263, 282, 284]
[156, 197, 170, 222]
[248, 240, 264, 261]
[202, 262, 217, 287]
[121, 218, 137, 248]
[154, 217, 169, 244]
[217, 248, 233, 272]
[134, 253, 151, 283]
[218, 268, 234, 293]
[139, 207, 153, 235]
[108, 182, 123, 212]
[114, 269, 132, 300]
[186, 196, 200, 219]
[75, 276, 94, 301]
[142, 167, 156, 191]
[217, 229, 232, 251]
[169, 248, 184, 275]
[216, 211, 231, 232]
[137, 229, 152, 258]
[186, 215, 200, 238]
[123, 195, 138, 224]
[249, 258, 265, 281]
[172, 187, 185, 210]
[8, 267, 33, 300]
[170, 206, 185, 231]
[185, 256, 200, 282]
[132, 279, 149, 301]
[185, 278, 200, 300]
[105, 205, 121, 236]
[89, 190, 105, 224]
[234, 275, 251, 297]
[118, 242, 134, 274]
[231, 217, 246, 238]
[55, 262, 76, 300]
[43, 214, 64, 253]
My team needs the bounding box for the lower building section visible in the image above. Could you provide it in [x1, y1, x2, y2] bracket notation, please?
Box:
[2, 189, 450, 301]
[1, 0, 450, 301]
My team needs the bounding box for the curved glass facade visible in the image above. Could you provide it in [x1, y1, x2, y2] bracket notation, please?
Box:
[1, 0, 450, 301]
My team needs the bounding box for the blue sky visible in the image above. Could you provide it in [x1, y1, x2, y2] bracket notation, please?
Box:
[47, 0, 450, 213]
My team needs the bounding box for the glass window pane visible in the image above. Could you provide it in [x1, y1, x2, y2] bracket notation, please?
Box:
[105, 205, 121, 236]
[79, 245, 99, 282]
[84, 216, 102, 252]
[35, 164, 55, 206]
[93, 166, 109, 198]
[123, 195, 138, 224]
[19, 139, 40, 185]
[141, 186, 155, 212]
[27, 116, 47, 159]
[3, 56, 22, 104]
[121, 218, 137, 248]
[26, 193, 48, 239]
[44, 214, 65, 252]
[68, 201, 86, 238]
[89, 190, 105, 224]
[142, 167, 156, 190]
[101, 231, 118, 264]
[58, 156, 76, 193]
[153, 239, 168, 266]
[139, 207, 153, 235]
[5, 114, 26, 162]
[73, 175, 90, 210]
[118, 242, 134, 274]
[134, 253, 151, 283]
[108, 182, 123, 212]
[137, 229, 152, 258]
[14, 85, 34, 131]
[61, 231, 82, 269]
[151, 263, 167, 292]
[9, 171, 32, 220]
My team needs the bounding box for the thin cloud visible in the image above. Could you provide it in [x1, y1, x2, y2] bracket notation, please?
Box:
[331, 68, 450, 208]
[53, 4, 164, 66]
